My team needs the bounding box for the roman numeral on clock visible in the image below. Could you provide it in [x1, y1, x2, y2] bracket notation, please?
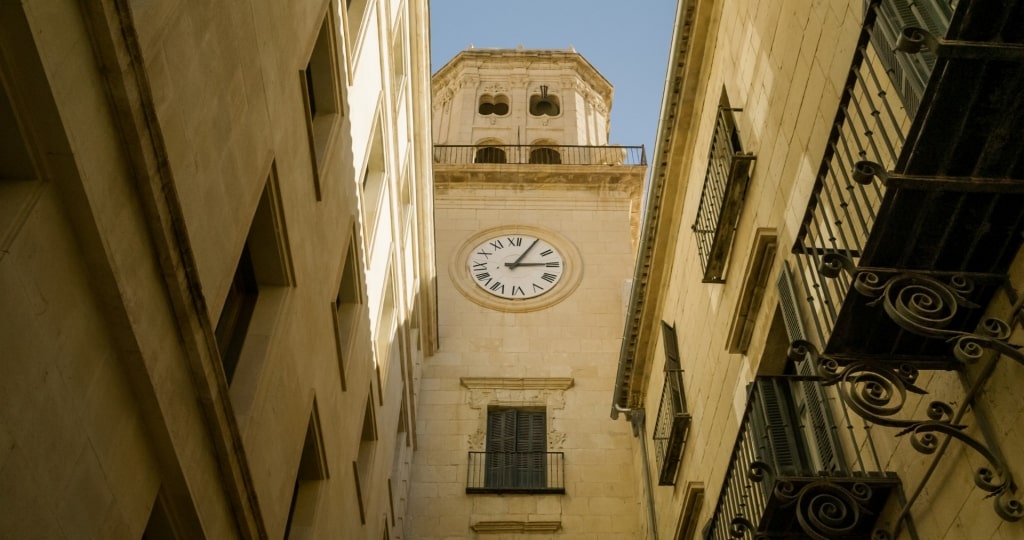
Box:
[506, 237, 522, 246]
[541, 273, 557, 283]
[511, 285, 525, 296]
[489, 281, 504, 294]
[540, 249, 553, 256]
[488, 239, 504, 250]
[472, 261, 487, 270]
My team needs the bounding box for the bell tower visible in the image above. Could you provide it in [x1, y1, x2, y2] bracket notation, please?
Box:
[431, 47, 614, 149]
[407, 48, 646, 539]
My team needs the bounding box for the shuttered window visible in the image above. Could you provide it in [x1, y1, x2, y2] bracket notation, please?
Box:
[485, 408, 546, 489]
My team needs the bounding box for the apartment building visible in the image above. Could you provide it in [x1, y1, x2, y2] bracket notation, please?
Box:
[615, 0, 1024, 538]
[0, 0, 434, 538]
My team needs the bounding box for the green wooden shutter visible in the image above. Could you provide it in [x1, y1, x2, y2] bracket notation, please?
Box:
[516, 411, 546, 489]
[486, 409, 517, 488]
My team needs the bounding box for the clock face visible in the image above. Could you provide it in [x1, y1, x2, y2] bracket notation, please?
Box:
[467, 234, 564, 299]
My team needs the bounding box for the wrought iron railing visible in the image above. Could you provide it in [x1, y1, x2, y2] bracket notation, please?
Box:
[706, 375, 900, 539]
[792, 0, 950, 346]
[692, 107, 755, 283]
[466, 451, 565, 494]
[432, 144, 646, 166]
[653, 368, 690, 486]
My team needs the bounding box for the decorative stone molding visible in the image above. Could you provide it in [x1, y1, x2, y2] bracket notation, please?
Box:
[470, 521, 562, 533]
[467, 428, 486, 451]
[547, 428, 566, 450]
[461, 377, 573, 410]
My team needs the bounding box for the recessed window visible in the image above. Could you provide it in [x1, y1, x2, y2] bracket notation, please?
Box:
[478, 94, 510, 116]
[346, 0, 370, 46]
[216, 166, 294, 387]
[529, 93, 560, 116]
[302, 8, 342, 200]
[529, 147, 561, 164]
[474, 146, 506, 164]
[354, 392, 378, 524]
[333, 229, 366, 391]
[285, 401, 329, 539]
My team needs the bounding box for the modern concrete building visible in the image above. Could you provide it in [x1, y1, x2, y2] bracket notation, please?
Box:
[406, 48, 648, 538]
[0, 0, 434, 538]
[615, 0, 1024, 539]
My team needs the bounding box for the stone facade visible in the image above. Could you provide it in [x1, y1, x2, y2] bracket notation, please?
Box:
[407, 49, 647, 539]
[617, 1, 1024, 539]
[0, 0, 434, 538]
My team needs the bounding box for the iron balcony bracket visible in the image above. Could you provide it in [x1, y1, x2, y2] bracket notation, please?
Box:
[799, 258, 1024, 530]
[896, 27, 1024, 61]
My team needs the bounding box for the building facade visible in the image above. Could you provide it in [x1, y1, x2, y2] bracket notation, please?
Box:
[0, 0, 434, 538]
[615, 0, 1024, 539]
[406, 49, 648, 538]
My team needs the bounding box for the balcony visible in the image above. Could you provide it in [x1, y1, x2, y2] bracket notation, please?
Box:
[653, 368, 691, 486]
[783, 0, 1024, 531]
[706, 376, 900, 539]
[790, 0, 1024, 364]
[466, 451, 565, 494]
[432, 144, 646, 166]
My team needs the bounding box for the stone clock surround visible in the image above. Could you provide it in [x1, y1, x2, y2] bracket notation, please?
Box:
[449, 224, 583, 313]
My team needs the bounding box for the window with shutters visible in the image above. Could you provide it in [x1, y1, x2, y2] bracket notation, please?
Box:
[465, 407, 564, 493]
[486, 408, 546, 489]
[653, 322, 691, 486]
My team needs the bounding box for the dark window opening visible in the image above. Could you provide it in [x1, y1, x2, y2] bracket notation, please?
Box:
[529, 94, 560, 116]
[474, 147, 506, 164]
[529, 148, 561, 164]
[215, 245, 258, 383]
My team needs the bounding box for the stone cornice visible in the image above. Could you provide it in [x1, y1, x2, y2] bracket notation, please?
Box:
[470, 521, 563, 533]
[460, 377, 574, 390]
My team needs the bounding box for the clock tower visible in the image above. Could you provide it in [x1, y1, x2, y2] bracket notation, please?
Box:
[406, 48, 646, 539]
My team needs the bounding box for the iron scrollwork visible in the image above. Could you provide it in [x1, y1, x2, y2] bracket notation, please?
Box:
[790, 336, 1024, 524]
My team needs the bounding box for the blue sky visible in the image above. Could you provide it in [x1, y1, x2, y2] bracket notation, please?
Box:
[429, 0, 678, 160]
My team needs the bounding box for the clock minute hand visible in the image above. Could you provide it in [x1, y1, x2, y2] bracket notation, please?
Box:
[506, 238, 539, 269]
[504, 262, 550, 267]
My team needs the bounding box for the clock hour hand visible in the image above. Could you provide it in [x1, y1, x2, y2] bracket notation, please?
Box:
[507, 238, 539, 269]
[503, 262, 551, 267]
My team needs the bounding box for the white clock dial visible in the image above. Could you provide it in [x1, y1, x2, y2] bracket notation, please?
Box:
[467, 234, 564, 299]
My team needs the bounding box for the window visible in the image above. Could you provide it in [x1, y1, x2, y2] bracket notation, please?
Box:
[692, 88, 756, 283]
[216, 165, 294, 387]
[361, 118, 388, 246]
[528, 147, 561, 164]
[478, 94, 510, 116]
[353, 392, 378, 524]
[333, 229, 366, 391]
[727, 230, 778, 354]
[0, 42, 41, 253]
[529, 89, 560, 116]
[473, 146, 506, 164]
[653, 322, 691, 486]
[302, 8, 342, 200]
[285, 401, 329, 540]
[485, 407, 546, 490]
[346, 0, 370, 48]
[389, 17, 407, 102]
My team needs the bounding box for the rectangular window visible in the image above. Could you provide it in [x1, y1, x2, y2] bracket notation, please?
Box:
[216, 165, 294, 387]
[484, 407, 546, 490]
[692, 88, 756, 283]
[333, 229, 366, 391]
[653, 322, 691, 486]
[285, 400, 329, 539]
[302, 7, 342, 200]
